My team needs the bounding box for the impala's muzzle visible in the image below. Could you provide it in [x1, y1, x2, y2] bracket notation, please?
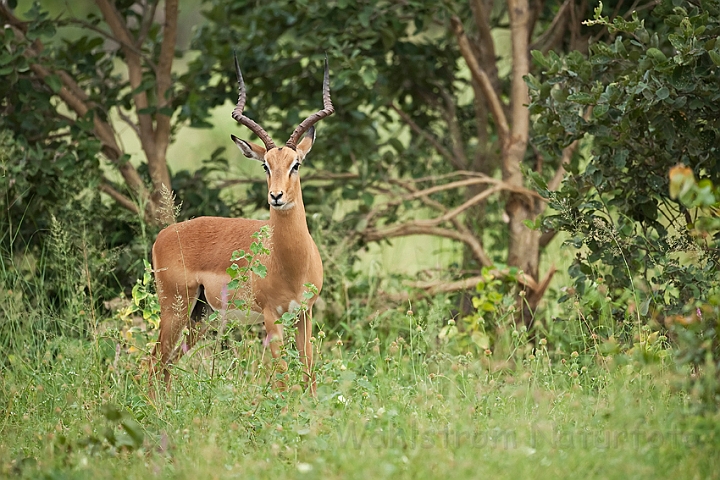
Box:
[269, 191, 284, 207]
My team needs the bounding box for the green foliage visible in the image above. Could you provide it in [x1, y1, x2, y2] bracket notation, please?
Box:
[666, 166, 720, 411]
[529, 0, 720, 317]
[0, 2, 232, 298]
[53, 404, 145, 457]
[185, 0, 462, 224]
[121, 259, 161, 331]
[223, 225, 272, 313]
[439, 267, 524, 353]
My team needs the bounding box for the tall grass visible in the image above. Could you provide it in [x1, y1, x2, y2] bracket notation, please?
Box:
[1, 219, 719, 479]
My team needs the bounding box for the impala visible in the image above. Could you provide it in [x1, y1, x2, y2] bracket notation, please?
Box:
[149, 54, 333, 395]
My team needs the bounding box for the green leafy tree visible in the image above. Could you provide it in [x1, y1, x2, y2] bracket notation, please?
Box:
[186, 0, 651, 322]
[2, 0, 655, 324]
[0, 0, 231, 247]
[529, 0, 720, 318]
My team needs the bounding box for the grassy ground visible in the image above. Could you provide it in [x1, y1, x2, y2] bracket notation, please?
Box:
[2, 302, 719, 480]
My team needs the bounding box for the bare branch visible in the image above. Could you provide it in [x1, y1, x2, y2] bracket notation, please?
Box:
[546, 141, 577, 192]
[530, 0, 572, 53]
[363, 185, 501, 243]
[99, 181, 140, 214]
[408, 176, 540, 202]
[96, 0, 158, 173]
[60, 17, 156, 69]
[546, 107, 590, 192]
[410, 170, 488, 183]
[152, 0, 177, 193]
[117, 107, 141, 137]
[407, 269, 539, 294]
[451, 15, 510, 144]
[438, 87, 469, 169]
[363, 223, 493, 267]
[526, 264, 557, 309]
[24, 59, 146, 198]
[435, 185, 504, 224]
[137, 0, 160, 46]
[539, 229, 557, 248]
[390, 103, 464, 170]
[470, 0, 498, 68]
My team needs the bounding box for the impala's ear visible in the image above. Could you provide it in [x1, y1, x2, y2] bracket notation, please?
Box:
[296, 126, 316, 162]
[231, 134, 266, 161]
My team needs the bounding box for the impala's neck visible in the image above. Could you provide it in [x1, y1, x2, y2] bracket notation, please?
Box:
[267, 194, 313, 265]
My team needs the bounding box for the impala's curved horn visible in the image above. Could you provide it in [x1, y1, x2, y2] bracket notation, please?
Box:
[286, 55, 334, 150]
[231, 52, 276, 150]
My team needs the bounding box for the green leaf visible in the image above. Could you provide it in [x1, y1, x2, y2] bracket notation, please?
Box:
[252, 264, 267, 278]
[388, 137, 404, 153]
[524, 73, 541, 91]
[44, 74, 62, 93]
[120, 419, 144, 447]
[101, 404, 123, 422]
[646, 47, 667, 63]
[567, 92, 596, 104]
[531, 50, 550, 68]
[708, 49, 720, 66]
[593, 103, 609, 118]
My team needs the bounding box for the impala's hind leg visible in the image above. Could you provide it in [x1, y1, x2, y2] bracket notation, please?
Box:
[149, 284, 198, 394]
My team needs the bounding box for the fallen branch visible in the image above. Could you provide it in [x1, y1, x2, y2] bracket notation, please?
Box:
[407, 268, 539, 294]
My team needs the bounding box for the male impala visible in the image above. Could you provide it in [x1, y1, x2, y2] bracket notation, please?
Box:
[149, 54, 333, 395]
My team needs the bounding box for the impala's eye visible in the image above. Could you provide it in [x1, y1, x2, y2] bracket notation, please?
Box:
[291, 163, 300, 173]
[262, 164, 269, 174]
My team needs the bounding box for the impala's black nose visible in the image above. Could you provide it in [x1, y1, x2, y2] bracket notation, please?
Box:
[270, 191, 284, 205]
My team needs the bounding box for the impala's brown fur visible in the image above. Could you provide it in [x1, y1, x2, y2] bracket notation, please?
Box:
[149, 133, 322, 394]
[149, 55, 332, 396]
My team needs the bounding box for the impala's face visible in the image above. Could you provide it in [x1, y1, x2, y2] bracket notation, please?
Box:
[232, 127, 315, 211]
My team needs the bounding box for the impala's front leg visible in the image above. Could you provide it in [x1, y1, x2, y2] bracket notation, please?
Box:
[262, 307, 288, 389]
[295, 309, 316, 396]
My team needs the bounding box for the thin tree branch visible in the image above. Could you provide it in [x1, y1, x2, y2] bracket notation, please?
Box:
[470, 0, 498, 69]
[152, 0, 177, 193]
[95, 0, 158, 173]
[390, 103, 464, 170]
[99, 181, 139, 214]
[137, 0, 160, 46]
[362, 224, 493, 267]
[546, 107, 591, 193]
[451, 15, 510, 144]
[407, 269, 539, 294]
[438, 87, 469, 170]
[117, 107, 141, 137]
[538, 229, 557, 248]
[23, 50, 146, 198]
[364, 185, 502, 240]
[546, 141, 577, 192]
[529, 0, 571, 53]
[60, 17, 156, 69]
